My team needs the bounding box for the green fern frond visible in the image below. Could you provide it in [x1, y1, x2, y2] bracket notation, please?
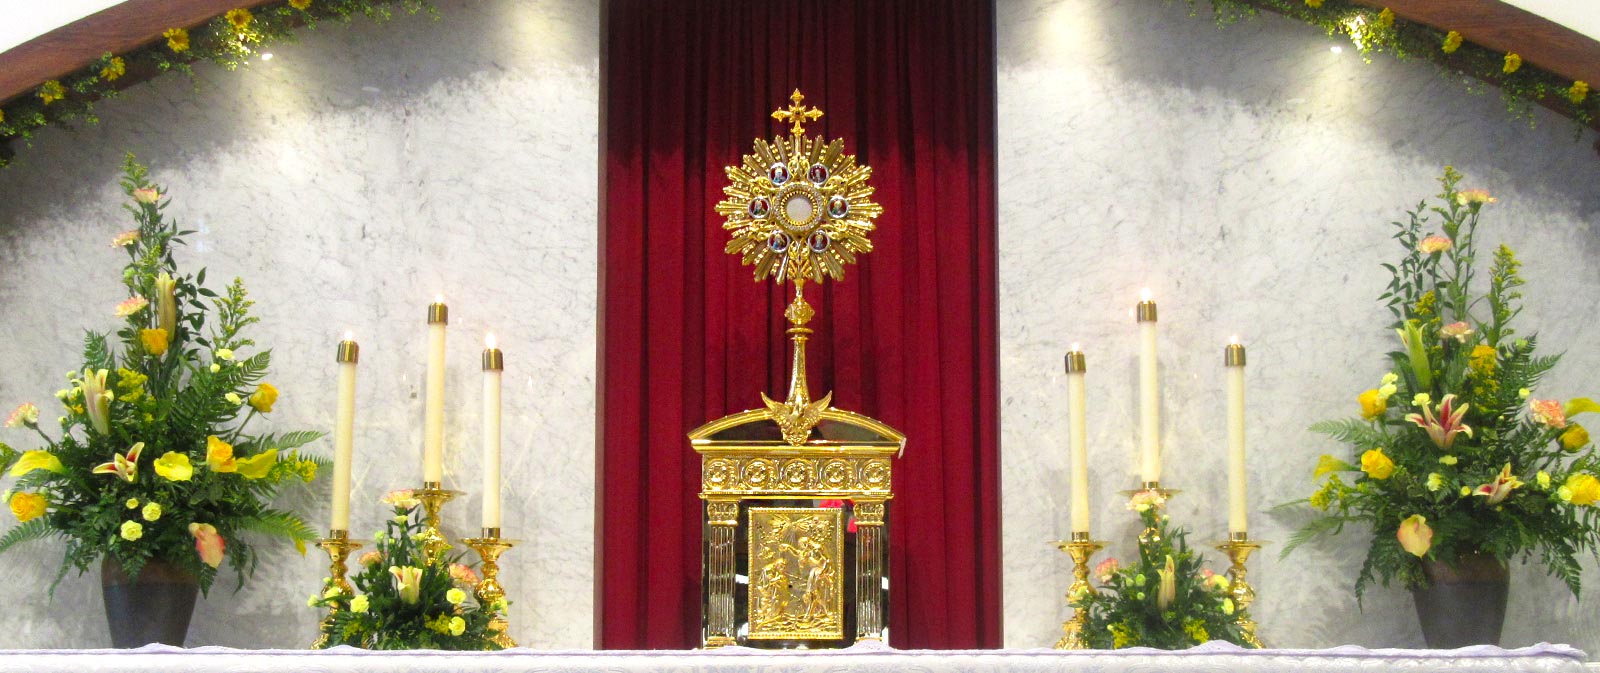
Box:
[0, 519, 56, 556]
[235, 509, 317, 544]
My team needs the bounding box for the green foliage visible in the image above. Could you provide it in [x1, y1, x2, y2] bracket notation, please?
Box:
[1285, 167, 1600, 600]
[313, 503, 504, 650]
[1073, 494, 1255, 649]
[0, 0, 436, 168]
[0, 155, 323, 594]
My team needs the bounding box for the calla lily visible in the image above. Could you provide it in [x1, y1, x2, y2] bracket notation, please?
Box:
[10, 450, 65, 477]
[154, 272, 176, 335]
[1406, 394, 1472, 449]
[188, 522, 225, 568]
[1397, 514, 1433, 557]
[1396, 322, 1433, 390]
[153, 452, 193, 481]
[1157, 555, 1177, 610]
[1473, 463, 1524, 505]
[390, 565, 423, 604]
[1567, 398, 1600, 418]
[92, 442, 144, 482]
[235, 450, 277, 479]
[81, 368, 112, 436]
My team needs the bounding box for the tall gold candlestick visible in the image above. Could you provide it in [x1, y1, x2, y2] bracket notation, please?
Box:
[416, 482, 460, 561]
[463, 529, 518, 649]
[1053, 531, 1107, 650]
[1216, 532, 1265, 648]
[312, 530, 363, 648]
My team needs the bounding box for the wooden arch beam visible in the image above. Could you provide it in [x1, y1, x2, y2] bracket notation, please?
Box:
[1355, 0, 1600, 87]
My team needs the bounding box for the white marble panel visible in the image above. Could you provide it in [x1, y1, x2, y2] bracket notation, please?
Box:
[1000, 0, 1600, 652]
[0, 0, 597, 649]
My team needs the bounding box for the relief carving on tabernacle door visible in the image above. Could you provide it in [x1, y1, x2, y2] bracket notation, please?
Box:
[747, 507, 844, 640]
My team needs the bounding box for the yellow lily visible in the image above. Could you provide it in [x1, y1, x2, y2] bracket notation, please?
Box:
[154, 272, 176, 335]
[92, 442, 144, 482]
[389, 565, 423, 604]
[81, 368, 113, 436]
[1472, 463, 1523, 505]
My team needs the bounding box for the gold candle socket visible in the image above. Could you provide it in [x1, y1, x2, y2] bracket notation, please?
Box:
[1225, 342, 1246, 367]
[1064, 350, 1086, 374]
[462, 530, 518, 649]
[1136, 300, 1158, 322]
[416, 483, 461, 560]
[1053, 533, 1106, 650]
[336, 340, 360, 364]
[1216, 533, 1266, 648]
[483, 348, 504, 371]
[428, 302, 449, 324]
[313, 530, 364, 648]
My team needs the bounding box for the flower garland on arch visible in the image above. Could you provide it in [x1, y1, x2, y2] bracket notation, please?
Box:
[0, 0, 434, 169]
[1174, 0, 1596, 139]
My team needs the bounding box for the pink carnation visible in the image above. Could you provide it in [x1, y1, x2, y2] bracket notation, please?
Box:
[358, 551, 383, 566]
[1417, 235, 1453, 254]
[114, 296, 149, 317]
[1094, 557, 1120, 583]
[1531, 399, 1568, 429]
[448, 563, 479, 586]
[1439, 321, 1474, 343]
[110, 230, 140, 248]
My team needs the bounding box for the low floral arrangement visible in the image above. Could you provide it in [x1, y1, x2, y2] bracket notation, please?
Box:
[1288, 167, 1600, 598]
[0, 155, 323, 593]
[311, 491, 504, 650]
[1071, 490, 1255, 649]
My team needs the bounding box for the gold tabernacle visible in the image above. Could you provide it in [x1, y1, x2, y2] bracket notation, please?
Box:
[693, 89, 902, 650]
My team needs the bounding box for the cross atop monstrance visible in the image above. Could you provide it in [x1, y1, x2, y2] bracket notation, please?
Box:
[693, 89, 903, 650]
[771, 89, 824, 136]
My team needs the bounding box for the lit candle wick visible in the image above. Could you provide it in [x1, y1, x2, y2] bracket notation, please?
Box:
[344, 330, 354, 342]
[1140, 288, 1153, 302]
[1070, 342, 1081, 352]
[1230, 335, 1240, 345]
[435, 293, 445, 304]
[486, 333, 497, 349]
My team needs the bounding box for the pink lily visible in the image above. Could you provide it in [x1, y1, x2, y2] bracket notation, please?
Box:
[91, 442, 144, 483]
[1406, 394, 1472, 449]
[1473, 463, 1524, 505]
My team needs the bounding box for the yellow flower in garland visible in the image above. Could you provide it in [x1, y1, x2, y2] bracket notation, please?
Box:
[1359, 389, 1388, 420]
[9, 492, 47, 522]
[1304, 0, 1323, 7]
[140, 328, 170, 356]
[1377, 8, 1395, 28]
[38, 80, 66, 105]
[290, 0, 312, 9]
[1361, 448, 1395, 480]
[226, 8, 254, 34]
[1442, 31, 1463, 54]
[1503, 53, 1522, 74]
[1571, 81, 1590, 105]
[0, 108, 5, 125]
[154, 451, 194, 481]
[1469, 344, 1496, 375]
[1561, 424, 1590, 451]
[101, 56, 126, 82]
[163, 28, 190, 53]
[249, 383, 278, 413]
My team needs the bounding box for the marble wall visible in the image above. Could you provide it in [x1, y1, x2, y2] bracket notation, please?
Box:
[0, 0, 598, 649]
[999, 0, 1600, 652]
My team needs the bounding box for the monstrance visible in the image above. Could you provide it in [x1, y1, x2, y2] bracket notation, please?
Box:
[690, 90, 904, 649]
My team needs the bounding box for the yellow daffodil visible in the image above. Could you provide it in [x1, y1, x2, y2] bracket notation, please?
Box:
[1571, 81, 1590, 105]
[92, 443, 143, 482]
[1359, 389, 1387, 420]
[140, 329, 169, 356]
[1361, 448, 1395, 480]
[1397, 514, 1433, 557]
[120, 520, 143, 542]
[9, 492, 46, 522]
[206, 436, 237, 472]
[1442, 31, 1462, 54]
[249, 383, 278, 413]
[100, 56, 126, 82]
[226, 8, 253, 33]
[8, 450, 62, 477]
[1503, 53, 1522, 74]
[235, 450, 277, 479]
[163, 28, 189, 53]
[1563, 474, 1600, 506]
[38, 80, 65, 105]
[1562, 424, 1590, 451]
[153, 451, 194, 482]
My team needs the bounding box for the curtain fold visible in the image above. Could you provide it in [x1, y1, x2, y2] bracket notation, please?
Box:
[599, 0, 999, 649]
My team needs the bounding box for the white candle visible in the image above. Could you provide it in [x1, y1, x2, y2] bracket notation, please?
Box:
[1065, 344, 1089, 533]
[1137, 289, 1160, 483]
[331, 332, 359, 531]
[482, 334, 504, 530]
[423, 296, 448, 485]
[1226, 337, 1248, 534]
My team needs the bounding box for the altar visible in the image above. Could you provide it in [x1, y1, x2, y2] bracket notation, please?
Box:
[0, 642, 1586, 673]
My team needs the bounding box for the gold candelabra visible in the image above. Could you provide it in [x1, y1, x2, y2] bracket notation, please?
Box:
[1216, 532, 1265, 647]
[312, 529, 363, 648]
[1053, 532, 1106, 650]
[416, 482, 460, 561]
[462, 529, 519, 649]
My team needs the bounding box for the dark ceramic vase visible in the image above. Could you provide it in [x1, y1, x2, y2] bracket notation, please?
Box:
[1411, 553, 1509, 649]
[101, 557, 198, 648]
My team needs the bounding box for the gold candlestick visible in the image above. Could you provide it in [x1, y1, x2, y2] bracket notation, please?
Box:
[312, 529, 363, 648]
[1052, 532, 1107, 650]
[462, 528, 518, 649]
[1215, 532, 1265, 648]
[416, 482, 461, 561]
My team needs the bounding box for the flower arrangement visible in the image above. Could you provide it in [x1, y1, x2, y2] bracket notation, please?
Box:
[311, 491, 504, 650]
[0, 155, 323, 593]
[1288, 167, 1600, 598]
[1071, 490, 1255, 649]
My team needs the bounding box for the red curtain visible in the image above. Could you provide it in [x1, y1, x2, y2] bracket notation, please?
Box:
[599, 0, 999, 650]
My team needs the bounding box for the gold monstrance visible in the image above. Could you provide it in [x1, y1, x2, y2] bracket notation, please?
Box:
[691, 90, 904, 649]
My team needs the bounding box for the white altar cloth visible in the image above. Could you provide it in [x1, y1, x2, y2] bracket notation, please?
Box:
[0, 641, 1585, 673]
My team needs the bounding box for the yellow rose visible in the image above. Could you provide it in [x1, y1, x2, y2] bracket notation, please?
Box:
[236, 450, 277, 479]
[1564, 474, 1600, 506]
[1361, 448, 1395, 480]
[249, 383, 278, 413]
[153, 451, 194, 481]
[1442, 31, 1462, 54]
[9, 492, 47, 522]
[141, 502, 162, 522]
[140, 329, 170, 356]
[1561, 424, 1589, 451]
[120, 520, 143, 541]
[206, 435, 237, 472]
[1359, 389, 1387, 420]
[125, 498, 139, 509]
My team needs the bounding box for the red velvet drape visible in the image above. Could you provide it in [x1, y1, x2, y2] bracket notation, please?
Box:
[599, 0, 999, 649]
